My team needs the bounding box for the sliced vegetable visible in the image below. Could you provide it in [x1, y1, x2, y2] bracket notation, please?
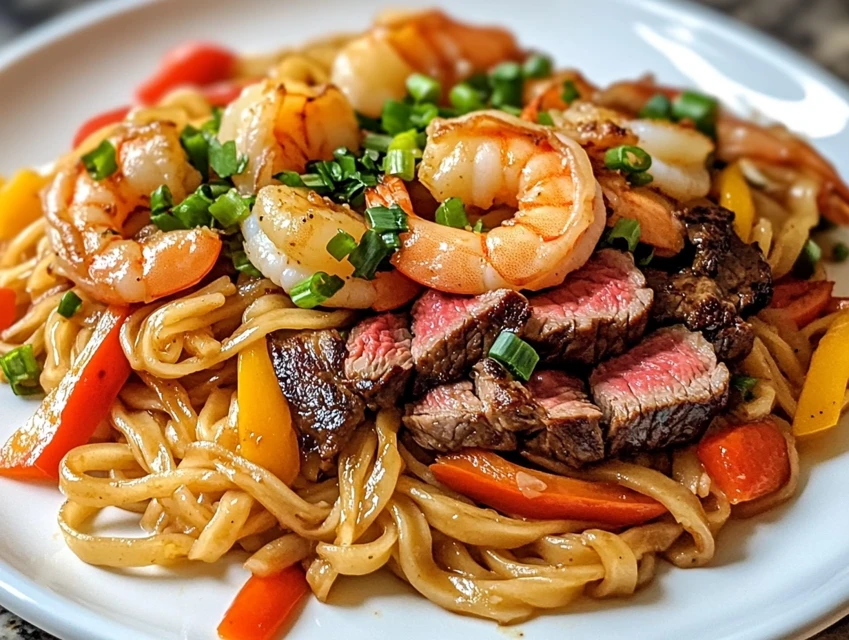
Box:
[430, 449, 667, 526]
[81, 140, 118, 181]
[290, 272, 344, 309]
[0, 344, 42, 397]
[363, 133, 393, 153]
[406, 73, 441, 104]
[833, 242, 849, 263]
[638, 94, 672, 120]
[489, 61, 523, 108]
[560, 80, 579, 106]
[717, 162, 755, 242]
[208, 189, 253, 228]
[604, 145, 652, 174]
[769, 279, 834, 328]
[793, 310, 849, 437]
[347, 231, 391, 280]
[136, 42, 236, 105]
[449, 82, 485, 114]
[730, 374, 758, 401]
[605, 217, 642, 253]
[384, 149, 416, 182]
[435, 197, 469, 229]
[201, 80, 248, 108]
[522, 54, 553, 79]
[209, 138, 247, 178]
[217, 567, 309, 640]
[793, 238, 822, 279]
[238, 342, 299, 485]
[0, 169, 48, 241]
[488, 331, 539, 382]
[697, 421, 790, 504]
[72, 105, 131, 149]
[537, 111, 555, 126]
[671, 90, 718, 137]
[365, 205, 408, 233]
[326, 229, 357, 261]
[0, 287, 15, 331]
[0, 306, 131, 479]
[57, 291, 83, 319]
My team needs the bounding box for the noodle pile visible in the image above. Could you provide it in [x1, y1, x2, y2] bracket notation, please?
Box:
[0, 28, 838, 627]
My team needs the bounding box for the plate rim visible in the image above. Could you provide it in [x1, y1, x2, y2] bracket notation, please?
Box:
[1, 0, 849, 638]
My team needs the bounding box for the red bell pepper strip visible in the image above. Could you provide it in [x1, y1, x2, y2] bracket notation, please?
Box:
[430, 449, 667, 526]
[218, 567, 309, 640]
[769, 279, 835, 328]
[202, 81, 250, 108]
[0, 287, 16, 332]
[697, 420, 791, 504]
[72, 105, 132, 149]
[136, 42, 237, 106]
[0, 306, 132, 480]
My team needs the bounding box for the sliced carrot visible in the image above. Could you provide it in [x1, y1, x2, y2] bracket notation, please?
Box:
[430, 449, 667, 526]
[72, 105, 132, 149]
[769, 279, 834, 328]
[136, 42, 236, 105]
[218, 567, 309, 640]
[0, 306, 131, 480]
[697, 420, 790, 504]
[0, 287, 16, 332]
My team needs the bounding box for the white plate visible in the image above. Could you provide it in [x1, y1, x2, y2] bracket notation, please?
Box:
[2, 0, 849, 638]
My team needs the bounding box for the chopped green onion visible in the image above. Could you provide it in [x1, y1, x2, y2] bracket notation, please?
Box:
[381, 100, 414, 136]
[172, 191, 212, 228]
[561, 80, 579, 105]
[639, 94, 673, 120]
[605, 217, 642, 253]
[209, 189, 253, 228]
[388, 129, 422, 154]
[385, 149, 416, 182]
[366, 205, 408, 233]
[150, 213, 186, 231]
[537, 111, 555, 126]
[406, 73, 441, 104]
[381, 232, 401, 251]
[0, 344, 42, 396]
[313, 160, 342, 188]
[199, 181, 231, 200]
[201, 107, 224, 135]
[472, 218, 485, 234]
[150, 184, 173, 216]
[449, 82, 485, 114]
[499, 105, 522, 116]
[326, 229, 358, 261]
[363, 133, 393, 153]
[793, 238, 822, 279]
[435, 197, 469, 229]
[348, 230, 391, 280]
[466, 72, 492, 97]
[522, 54, 553, 79]
[410, 102, 439, 129]
[488, 331, 539, 382]
[290, 272, 345, 309]
[356, 112, 382, 131]
[671, 90, 719, 137]
[275, 171, 305, 187]
[208, 137, 246, 178]
[731, 374, 758, 401]
[180, 125, 210, 181]
[635, 244, 655, 267]
[833, 242, 849, 263]
[300, 173, 330, 191]
[231, 248, 261, 277]
[628, 171, 655, 187]
[81, 140, 118, 181]
[57, 291, 83, 319]
[489, 61, 523, 108]
[491, 61, 522, 82]
[604, 145, 653, 174]
[333, 147, 358, 177]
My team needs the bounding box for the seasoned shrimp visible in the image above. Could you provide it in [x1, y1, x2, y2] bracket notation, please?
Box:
[521, 70, 598, 123]
[241, 186, 420, 310]
[219, 80, 360, 194]
[331, 10, 521, 117]
[44, 122, 221, 305]
[369, 111, 605, 295]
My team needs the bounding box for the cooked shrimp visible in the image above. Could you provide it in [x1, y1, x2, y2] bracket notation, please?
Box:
[242, 186, 420, 310]
[521, 70, 598, 123]
[369, 111, 605, 295]
[219, 80, 360, 194]
[331, 10, 521, 117]
[43, 121, 221, 305]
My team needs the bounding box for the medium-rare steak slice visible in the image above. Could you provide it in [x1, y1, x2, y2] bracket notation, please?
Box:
[267, 330, 365, 459]
[345, 312, 413, 410]
[589, 325, 730, 456]
[410, 288, 530, 393]
[524, 249, 653, 365]
[523, 370, 605, 467]
[472, 359, 546, 434]
[403, 381, 517, 452]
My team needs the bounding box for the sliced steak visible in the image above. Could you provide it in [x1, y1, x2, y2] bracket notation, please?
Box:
[524, 249, 653, 365]
[267, 330, 365, 459]
[524, 370, 605, 467]
[344, 312, 413, 410]
[589, 325, 730, 456]
[473, 359, 546, 434]
[410, 288, 530, 393]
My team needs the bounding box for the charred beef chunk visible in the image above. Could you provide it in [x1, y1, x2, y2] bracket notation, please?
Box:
[589, 325, 730, 456]
[524, 249, 653, 365]
[410, 288, 530, 393]
[267, 330, 365, 459]
[524, 370, 605, 467]
[344, 312, 413, 410]
[473, 359, 547, 434]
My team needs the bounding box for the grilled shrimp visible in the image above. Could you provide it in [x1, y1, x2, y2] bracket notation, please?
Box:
[44, 122, 221, 305]
[219, 80, 360, 194]
[368, 111, 605, 295]
[331, 10, 521, 117]
[241, 186, 420, 310]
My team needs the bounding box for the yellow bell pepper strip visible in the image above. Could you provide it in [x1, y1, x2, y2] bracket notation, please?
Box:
[718, 161, 755, 242]
[237, 342, 300, 485]
[0, 169, 48, 241]
[793, 310, 849, 437]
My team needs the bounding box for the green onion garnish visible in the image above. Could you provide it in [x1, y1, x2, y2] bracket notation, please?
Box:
[356, 112, 382, 131]
[449, 82, 485, 114]
[499, 105, 523, 116]
[209, 189, 253, 228]
[561, 80, 579, 105]
[381, 100, 414, 136]
[605, 145, 652, 174]
[333, 147, 358, 177]
[290, 272, 345, 309]
[208, 138, 247, 178]
[731, 374, 758, 401]
[406, 73, 441, 104]
[201, 182, 232, 200]
[348, 230, 391, 280]
[671, 90, 718, 137]
[326, 229, 358, 261]
[0, 344, 42, 396]
[300, 173, 329, 191]
[435, 197, 469, 229]
[472, 218, 485, 234]
[381, 232, 401, 251]
[57, 291, 83, 319]
[150, 184, 173, 216]
[180, 125, 210, 181]
[410, 102, 439, 129]
[489, 61, 523, 108]
[172, 191, 212, 228]
[150, 213, 186, 231]
[635, 244, 655, 267]
[639, 94, 673, 120]
[605, 217, 642, 253]
[363, 133, 393, 153]
[81, 140, 118, 181]
[793, 238, 822, 279]
[522, 54, 553, 79]
[365, 205, 409, 233]
[833, 242, 849, 263]
[388, 129, 422, 155]
[385, 149, 417, 182]
[628, 171, 654, 187]
[201, 107, 224, 136]
[275, 171, 305, 187]
[488, 331, 539, 382]
[537, 111, 555, 126]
